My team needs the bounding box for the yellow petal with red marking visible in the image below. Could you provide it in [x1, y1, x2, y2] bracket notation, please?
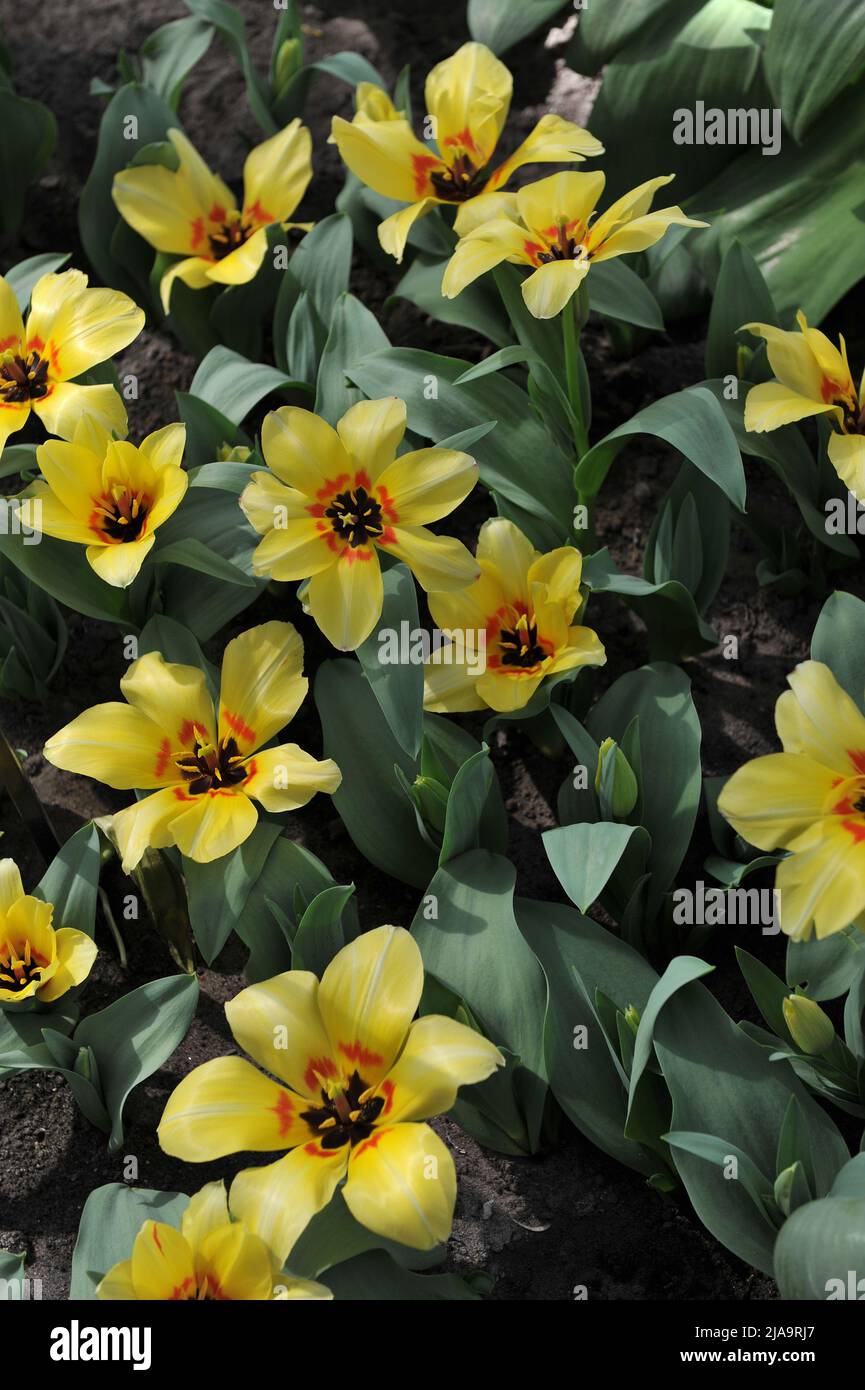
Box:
[383, 1013, 504, 1123]
[159, 1055, 308, 1160]
[44, 702, 183, 790]
[242, 744, 341, 813]
[218, 620, 307, 753]
[226, 969, 337, 1100]
[37, 927, 97, 1002]
[229, 1144, 348, 1267]
[261, 405, 351, 495]
[130, 1222, 195, 1301]
[330, 112, 442, 203]
[242, 119, 312, 225]
[336, 396, 407, 483]
[344, 1121, 456, 1250]
[305, 545, 384, 651]
[718, 752, 841, 853]
[425, 41, 511, 168]
[318, 925, 423, 1089]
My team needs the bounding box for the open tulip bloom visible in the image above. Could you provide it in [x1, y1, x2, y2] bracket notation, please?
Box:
[0, 859, 97, 1005]
[240, 397, 480, 650]
[330, 41, 603, 262]
[97, 1180, 332, 1301]
[718, 661, 865, 941]
[0, 268, 143, 453]
[159, 926, 504, 1259]
[442, 170, 707, 318]
[112, 122, 313, 312]
[742, 312, 865, 501]
[44, 621, 341, 871]
[423, 517, 606, 713]
[16, 418, 187, 588]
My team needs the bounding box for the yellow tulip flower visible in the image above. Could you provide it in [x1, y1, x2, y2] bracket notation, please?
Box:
[16, 418, 187, 589]
[0, 858, 97, 1005]
[442, 170, 707, 318]
[0, 268, 143, 454]
[44, 621, 341, 872]
[112, 122, 313, 313]
[159, 926, 504, 1259]
[97, 1180, 331, 1301]
[743, 312, 865, 501]
[718, 660, 865, 941]
[423, 517, 605, 713]
[330, 42, 603, 262]
[239, 397, 480, 650]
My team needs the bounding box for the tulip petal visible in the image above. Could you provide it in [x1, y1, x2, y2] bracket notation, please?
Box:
[167, 786, 259, 864]
[96, 1259, 137, 1300]
[87, 535, 155, 588]
[33, 381, 128, 443]
[180, 1180, 230, 1248]
[0, 859, 24, 915]
[423, 659, 486, 713]
[828, 431, 865, 503]
[344, 1122, 456, 1249]
[205, 227, 269, 287]
[378, 524, 479, 591]
[378, 197, 440, 263]
[718, 752, 840, 852]
[243, 744, 341, 813]
[743, 380, 837, 433]
[110, 787, 191, 872]
[590, 206, 705, 261]
[159, 1055, 308, 1160]
[112, 164, 212, 256]
[336, 396, 407, 482]
[225, 969, 335, 1099]
[781, 660, 865, 777]
[777, 819, 865, 940]
[516, 169, 606, 241]
[27, 271, 144, 381]
[121, 650, 215, 752]
[442, 218, 529, 298]
[249, 519, 335, 581]
[242, 119, 312, 224]
[330, 113, 442, 203]
[318, 926, 423, 1087]
[239, 470, 311, 534]
[425, 41, 511, 166]
[383, 1014, 504, 1123]
[306, 547, 384, 650]
[199, 1223, 274, 1300]
[44, 702, 182, 790]
[522, 257, 589, 319]
[37, 927, 97, 1002]
[218, 620, 307, 753]
[0, 274, 25, 346]
[261, 406, 351, 495]
[476, 516, 536, 605]
[0, 398, 31, 453]
[375, 447, 477, 524]
[130, 1222, 195, 1301]
[229, 1144, 348, 1267]
[159, 256, 216, 313]
[475, 666, 546, 713]
[486, 113, 603, 193]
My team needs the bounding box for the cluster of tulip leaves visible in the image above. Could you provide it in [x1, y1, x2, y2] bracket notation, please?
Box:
[0, 824, 198, 1150]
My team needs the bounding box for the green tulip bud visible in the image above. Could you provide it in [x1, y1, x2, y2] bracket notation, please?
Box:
[782, 994, 835, 1056]
[595, 737, 639, 818]
[410, 774, 449, 837]
[273, 38, 303, 97]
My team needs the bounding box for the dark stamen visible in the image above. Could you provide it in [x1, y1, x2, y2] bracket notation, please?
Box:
[500, 620, 546, 668]
[300, 1070, 385, 1150]
[325, 486, 384, 548]
[0, 351, 49, 403]
[174, 736, 248, 796]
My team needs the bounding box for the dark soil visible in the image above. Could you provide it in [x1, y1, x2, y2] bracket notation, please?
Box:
[1, 0, 863, 1301]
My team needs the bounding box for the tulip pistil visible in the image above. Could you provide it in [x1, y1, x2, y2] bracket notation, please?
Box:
[174, 736, 249, 796]
[325, 485, 384, 548]
[0, 937, 46, 992]
[301, 1069, 385, 1149]
[0, 349, 49, 402]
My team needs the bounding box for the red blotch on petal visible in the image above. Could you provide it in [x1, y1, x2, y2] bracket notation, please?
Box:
[304, 1054, 338, 1095]
[154, 737, 172, 778]
[222, 709, 256, 745]
[847, 750, 865, 775]
[339, 1040, 384, 1069]
[271, 1090, 294, 1138]
[411, 153, 441, 197]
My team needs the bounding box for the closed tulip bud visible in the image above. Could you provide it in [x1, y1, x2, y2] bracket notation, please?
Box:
[623, 1004, 641, 1035]
[782, 994, 835, 1056]
[595, 737, 639, 818]
[410, 774, 450, 837]
[273, 38, 303, 97]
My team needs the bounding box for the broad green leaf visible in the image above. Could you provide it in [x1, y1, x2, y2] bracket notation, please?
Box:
[765, 0, 865, 141]
[292, 884, 355, 977]
[74, 975, 199, 1149]
[189, 346, 298, 426]
[576, 385, 746, 511]
[467, 0, 568, 54]
[325, 1249, 479, 1300]
[70, 1184, 189, 1299]
[138, 15, 214, 108]
[705, 240, 776, 380]
[356, 563, 423, 758]
[774, 1196, 865, 1299]
[315, 292, 390, 425]
[0, 87, 56, 240]
[413, 850, 548, 1153]
[811, 589, 865, 713]
[589, 258, 664, 331]
[518, 896, 658, 1172]
[34, 823, 101, 941]
[543, 821, 644, 913]
[787, 929, 865, 1003]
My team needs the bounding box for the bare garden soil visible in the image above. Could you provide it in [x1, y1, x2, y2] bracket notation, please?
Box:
[2, 0, 864, 1301]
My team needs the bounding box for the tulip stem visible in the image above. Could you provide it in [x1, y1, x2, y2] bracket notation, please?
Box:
[562, 296, 589, 457]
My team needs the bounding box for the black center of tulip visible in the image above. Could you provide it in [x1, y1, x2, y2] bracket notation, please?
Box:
[325, 486, 384, 548]
[300, 1070, 385, 1150]
[537, 222, 588, 265]
[0, 351, 49, 402]
[99, 492, 149, 543]
[0, 943, 45, 992]
[208, 219, 252, 259]
[500, 620, 546, 668]
[431, 154, 486, 202]
[174, 736, 248, 796]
